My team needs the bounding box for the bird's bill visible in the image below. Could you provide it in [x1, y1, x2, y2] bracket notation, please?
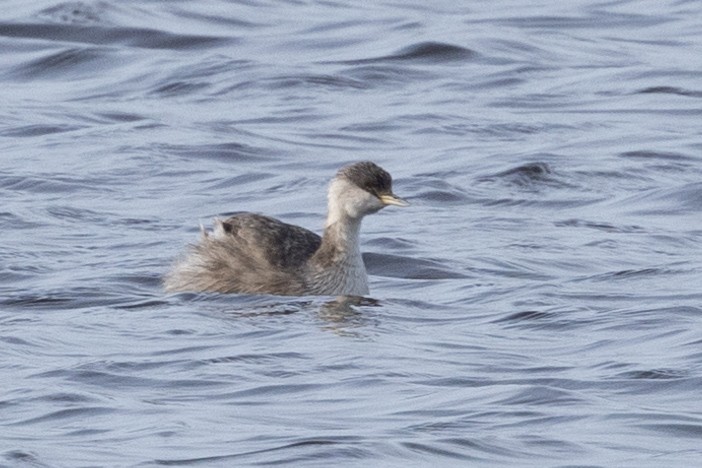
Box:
[379, 193, 410, 207]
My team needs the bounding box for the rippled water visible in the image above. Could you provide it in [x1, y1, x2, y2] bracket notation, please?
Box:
[2, 0, 702, 466]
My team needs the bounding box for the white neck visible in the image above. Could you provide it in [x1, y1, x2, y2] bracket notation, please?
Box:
[305, 180, 369, 295]
[316, 217, 367, 295]
[324, 178, 368, 261]
[324, 215, 363, 258]
[326, 179, 358, 226]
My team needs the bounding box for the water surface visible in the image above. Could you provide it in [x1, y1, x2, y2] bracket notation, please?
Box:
[1, 0, 702, 466]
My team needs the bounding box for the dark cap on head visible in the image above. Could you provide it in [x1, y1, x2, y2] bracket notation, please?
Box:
[337, 161, 392, 196]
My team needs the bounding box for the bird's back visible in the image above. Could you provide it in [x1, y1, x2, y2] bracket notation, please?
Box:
[164, 213, 321, 295]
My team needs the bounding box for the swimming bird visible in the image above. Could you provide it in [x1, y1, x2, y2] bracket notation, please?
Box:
[164, 161, 408, 296]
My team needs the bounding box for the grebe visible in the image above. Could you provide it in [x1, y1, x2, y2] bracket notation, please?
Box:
[164, 161, 408, 296]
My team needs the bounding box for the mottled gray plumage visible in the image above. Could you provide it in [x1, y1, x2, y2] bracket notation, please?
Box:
[164, 161, 407, 296]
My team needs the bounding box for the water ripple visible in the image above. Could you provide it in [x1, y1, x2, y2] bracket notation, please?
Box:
[2, 1, 702, 466]
[0, 23, 232, 49]
[636, 86, 702, 98]
[334, 41, 477, 65]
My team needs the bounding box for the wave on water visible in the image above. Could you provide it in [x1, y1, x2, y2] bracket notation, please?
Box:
[364, 252, 470, 280]
[0, 22, 232, 50]
[333, 41, 476, 65]
[2, 0, 702, 466]
[636, 86, 702, 98]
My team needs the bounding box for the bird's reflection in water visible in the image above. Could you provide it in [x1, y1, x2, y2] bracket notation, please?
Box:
[214, 294, 380, 337]
[317, 296, 380, 337]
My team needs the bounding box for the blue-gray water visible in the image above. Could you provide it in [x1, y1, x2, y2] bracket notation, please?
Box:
[2, 1, 702, 466]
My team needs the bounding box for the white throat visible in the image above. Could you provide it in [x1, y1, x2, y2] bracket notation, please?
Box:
[326, 178, 383, 227]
